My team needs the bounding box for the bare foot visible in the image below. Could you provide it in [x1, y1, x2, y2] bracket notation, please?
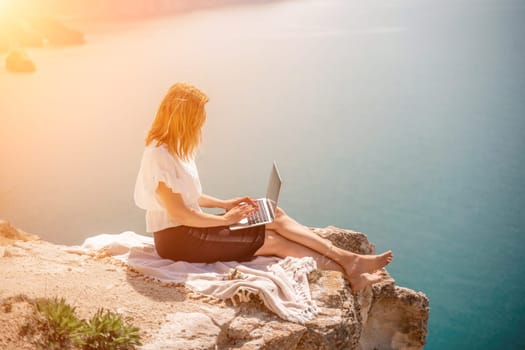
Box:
[348, 272, 383, 292]
[343, 250, 393, 278]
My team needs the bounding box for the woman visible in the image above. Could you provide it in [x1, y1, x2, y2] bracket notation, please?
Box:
[134, 82, 393, 291]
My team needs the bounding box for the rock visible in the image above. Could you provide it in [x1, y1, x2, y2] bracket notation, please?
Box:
[5, 49, 36, 73]
[139, 226, 429, 350]
[360, 285, 429, 350]
[300, 270, 361, 349]
[307, 227, 429, 350]
[142, 312, 221, 350]
[311, 226, 375, 254]
[223, 312, 307, 349]
[0, 220, 39, 244]
[0, 221, 429, 349]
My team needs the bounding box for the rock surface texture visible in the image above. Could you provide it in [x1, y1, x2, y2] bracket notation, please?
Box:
[0, 221, 429, 349]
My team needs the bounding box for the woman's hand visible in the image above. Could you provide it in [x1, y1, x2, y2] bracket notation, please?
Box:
[223, 196, 258, 211]
[223, 202, 257, 225]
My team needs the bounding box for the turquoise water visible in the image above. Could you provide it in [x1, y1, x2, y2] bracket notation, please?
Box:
[1, 0, 524, 348]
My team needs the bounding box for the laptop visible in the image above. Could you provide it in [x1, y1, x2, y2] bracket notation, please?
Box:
[229, 162, 282, 231]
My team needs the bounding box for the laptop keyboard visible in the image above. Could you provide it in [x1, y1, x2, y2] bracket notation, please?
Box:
[247, 199, 270, 225]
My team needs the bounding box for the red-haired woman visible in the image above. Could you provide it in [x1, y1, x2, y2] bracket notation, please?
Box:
[134, 83, 393, 291]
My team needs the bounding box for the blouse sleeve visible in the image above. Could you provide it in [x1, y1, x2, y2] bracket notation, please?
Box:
[133, 147, 184, 210]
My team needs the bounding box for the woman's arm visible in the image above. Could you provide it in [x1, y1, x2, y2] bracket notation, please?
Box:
[198, 194, 227, 209]
[199, 194, 259, 211]
[156, 182, 255, 227]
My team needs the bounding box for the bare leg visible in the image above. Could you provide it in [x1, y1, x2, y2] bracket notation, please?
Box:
[255, 230, 383, 292]
[266, 207, 393, 279]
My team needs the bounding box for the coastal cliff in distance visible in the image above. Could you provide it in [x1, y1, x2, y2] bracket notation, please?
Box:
[0, 14, 84, 72]
[0, 220, 429, 349]
[0, 15, 84, 53]
[0, 0, 278, 54]
[0, 0, 278, 68]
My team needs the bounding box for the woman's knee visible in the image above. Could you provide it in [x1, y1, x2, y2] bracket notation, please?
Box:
[269, 207, 289, 228]
[275, 206, 287, 218]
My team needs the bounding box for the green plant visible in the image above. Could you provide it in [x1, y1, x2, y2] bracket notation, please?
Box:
[32, 297, 85, 349]
[17, 297, 142, 350]
[79, 308, 142, 350]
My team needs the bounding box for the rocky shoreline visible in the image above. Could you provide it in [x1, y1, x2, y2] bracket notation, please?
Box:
[0, 14, 85, 72]
[0, 220, 429, 349]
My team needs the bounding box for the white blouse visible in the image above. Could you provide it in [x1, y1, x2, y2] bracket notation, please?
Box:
[133, 144, 203, 233]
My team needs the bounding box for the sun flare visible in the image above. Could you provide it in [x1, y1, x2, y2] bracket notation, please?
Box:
[0, 0, 11, 12]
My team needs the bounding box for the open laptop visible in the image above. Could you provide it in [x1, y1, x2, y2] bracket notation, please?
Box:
[230, 162, 282, 231]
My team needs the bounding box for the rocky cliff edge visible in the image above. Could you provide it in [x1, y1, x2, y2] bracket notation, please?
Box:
[0, 220, 429, 349]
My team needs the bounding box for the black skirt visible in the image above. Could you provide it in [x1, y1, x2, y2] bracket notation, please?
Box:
[153, 224, 266, 263]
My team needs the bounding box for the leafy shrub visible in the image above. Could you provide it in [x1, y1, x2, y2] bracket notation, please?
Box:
[79, 308, 142, 350]
[18, 297, 141, 350]
[31, 297, 85, 349]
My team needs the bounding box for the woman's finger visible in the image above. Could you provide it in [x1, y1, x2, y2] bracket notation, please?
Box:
[236, 197, 257, 208]
[236, 202, 254, 211]
[241, 207, 254, 217]
[244, 197, 258, 208]
[235, 205, 251, 213]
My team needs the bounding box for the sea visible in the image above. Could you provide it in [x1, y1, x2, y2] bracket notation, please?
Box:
[1, 0, 524, 348]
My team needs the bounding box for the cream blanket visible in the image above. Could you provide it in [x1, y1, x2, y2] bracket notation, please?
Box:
[69, 231, 319, 324]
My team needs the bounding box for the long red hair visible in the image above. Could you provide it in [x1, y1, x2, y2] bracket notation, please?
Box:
[145, 83, 209, 160]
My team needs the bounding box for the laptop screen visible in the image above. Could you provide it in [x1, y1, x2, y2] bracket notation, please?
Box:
[266, 162, 282, 206]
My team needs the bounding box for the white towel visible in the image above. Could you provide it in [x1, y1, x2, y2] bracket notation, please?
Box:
[67, 231, 319, 323]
